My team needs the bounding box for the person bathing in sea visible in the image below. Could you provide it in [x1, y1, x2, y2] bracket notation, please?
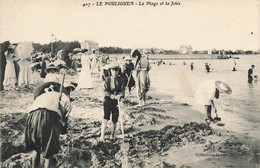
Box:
[248, 65, 255, 83]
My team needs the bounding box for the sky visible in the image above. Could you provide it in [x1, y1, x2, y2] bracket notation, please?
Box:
[0, 0, 259, 50]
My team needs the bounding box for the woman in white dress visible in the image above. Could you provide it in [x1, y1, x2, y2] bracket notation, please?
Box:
[18, 58, 32, 87]
[3, 49, 19, 89]
[77, 49, 93, 89]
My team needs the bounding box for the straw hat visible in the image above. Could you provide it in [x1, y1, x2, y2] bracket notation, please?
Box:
[125, 55, 135, 60]
[81, 48, 88, 53]
[105, 62, 120, 70]
[8, 44, 16, 50]
[215, 81, 232, 94]
[45, 64, 59, 73]
[73, 48, 82, 54]
[34, 82, 68, 99]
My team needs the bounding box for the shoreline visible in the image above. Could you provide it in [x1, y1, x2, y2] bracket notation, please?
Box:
[0, 72, 259, 167]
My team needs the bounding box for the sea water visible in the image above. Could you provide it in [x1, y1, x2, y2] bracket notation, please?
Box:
[150, 55, 260, 123]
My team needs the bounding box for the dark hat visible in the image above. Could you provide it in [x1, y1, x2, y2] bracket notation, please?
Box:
[45, 64, 59, 73]
[131, 49, 142, 58]
[106, 62, 120, 69]
[34, 82, 68, 99]
[81, 48, 88, 53]
[64, 81, 76, 91]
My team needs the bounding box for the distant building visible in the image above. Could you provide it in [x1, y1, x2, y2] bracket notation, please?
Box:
[80, 40, 99, 50]
[179, 45, 193, 54]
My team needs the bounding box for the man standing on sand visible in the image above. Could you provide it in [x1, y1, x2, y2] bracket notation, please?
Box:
[100, 62, 125, 141]
[248, 65, 255, 83]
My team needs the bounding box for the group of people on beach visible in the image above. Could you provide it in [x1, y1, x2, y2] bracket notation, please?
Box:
[21, 47, 151, 167]
[0, 42, 34, 91]
[0, 41, 257, 167]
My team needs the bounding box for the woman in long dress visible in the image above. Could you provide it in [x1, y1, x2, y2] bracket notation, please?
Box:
[3, 49, 19, 89]
[77, 50, 93, 89]
[132, 49, 151, 106]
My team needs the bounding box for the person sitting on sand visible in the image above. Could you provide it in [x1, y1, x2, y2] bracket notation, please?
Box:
[25, 82, 72, 168]
[248, 65, 255, 83]
[100, 62, 125, 141]
[44, 64, 60, 83]
[195, 80, 232, 122]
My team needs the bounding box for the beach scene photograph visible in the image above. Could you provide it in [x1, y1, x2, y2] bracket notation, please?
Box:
[0, 0, 259, 167]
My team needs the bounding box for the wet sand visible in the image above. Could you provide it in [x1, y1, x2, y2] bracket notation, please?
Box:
[0, 72, 259, 168]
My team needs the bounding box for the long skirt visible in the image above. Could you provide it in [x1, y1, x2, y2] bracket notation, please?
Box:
[136, 70, 150, 100]
[18, 63, 32, 86]
[25, 108, 61, 158]
[3, 61, 17, 88]
[77, 65, 93, 89]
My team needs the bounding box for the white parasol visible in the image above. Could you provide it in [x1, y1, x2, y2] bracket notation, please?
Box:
[57, 50, 65, 59]
[14, 41, 34, 60]
[53, 59, 66, 66]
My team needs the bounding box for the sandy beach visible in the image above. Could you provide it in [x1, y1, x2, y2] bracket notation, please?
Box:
[0, 67, 259, 168]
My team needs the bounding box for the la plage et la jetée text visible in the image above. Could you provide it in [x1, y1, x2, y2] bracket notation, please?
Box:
[83, 1, 181, 7]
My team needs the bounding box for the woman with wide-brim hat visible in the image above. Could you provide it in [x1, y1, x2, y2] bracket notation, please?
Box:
[195, 80, 232, 122]
[100, 62, 126, 141]
[25, 82, 71, 168]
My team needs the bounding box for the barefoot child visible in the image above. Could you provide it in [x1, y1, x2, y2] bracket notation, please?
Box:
[100, 62, 125, 141]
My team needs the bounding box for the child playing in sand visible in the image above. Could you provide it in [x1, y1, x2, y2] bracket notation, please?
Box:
[100, 62, 125, 141]
[25, 82, 72, 168]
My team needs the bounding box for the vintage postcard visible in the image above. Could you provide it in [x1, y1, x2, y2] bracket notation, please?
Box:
[0, 0, 259, 167]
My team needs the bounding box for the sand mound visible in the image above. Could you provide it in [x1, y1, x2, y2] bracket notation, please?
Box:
[0, 112, 28, 162]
